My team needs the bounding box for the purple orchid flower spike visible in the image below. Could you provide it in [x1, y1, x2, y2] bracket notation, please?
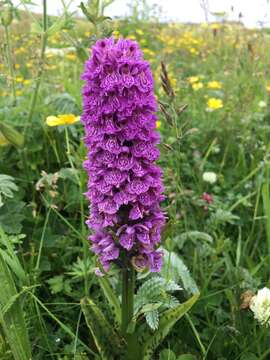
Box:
[81, 38, 165, 274]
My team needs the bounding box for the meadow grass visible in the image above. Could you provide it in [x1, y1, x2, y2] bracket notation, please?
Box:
[0, 6, 270, 360]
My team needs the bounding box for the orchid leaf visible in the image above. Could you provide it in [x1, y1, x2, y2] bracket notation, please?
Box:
[81, 297, 123, 360]
[98, 276, 121, 326]
[137, 293, 200, 360]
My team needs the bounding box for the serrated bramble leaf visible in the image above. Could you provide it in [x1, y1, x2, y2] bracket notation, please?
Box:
[145, 310, 159, 331]
[162, 249, 199, 295]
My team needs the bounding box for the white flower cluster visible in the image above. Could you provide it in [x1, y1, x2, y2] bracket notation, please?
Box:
[250, 287, 270, 326]
[202, 171, 217, 184]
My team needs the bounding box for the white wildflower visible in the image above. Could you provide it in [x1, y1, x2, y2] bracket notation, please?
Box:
[250, 287, 270, 326]
[202, 171, 217, 184]
[258, 100, 267, 108]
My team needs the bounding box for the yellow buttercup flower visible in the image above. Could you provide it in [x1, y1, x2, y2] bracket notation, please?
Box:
[192, 82, 203, 91]
[46, 114, 80, 127]
[16, 76, 24, 83]
[189, 47, 198, 55]
[23, 79, 31, 85]
[136, 29, 144, 36]
[211, 23, 221, 30]
[188, 76, 200, 84]
[66, 53, 76, 61]
[207, 98, 223, 110]
[207, 81, 222, 89]
[113, 30, 120, 38]
[156, 121, 161, 129]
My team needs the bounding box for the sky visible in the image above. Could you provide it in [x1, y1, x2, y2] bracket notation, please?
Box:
[15, 0, 270, 28]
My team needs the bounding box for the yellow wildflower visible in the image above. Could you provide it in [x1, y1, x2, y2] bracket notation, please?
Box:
[192, 82, 203, 91]
[143, 48, 155, 57]
[23, 79, 31, 85]
[188, 76, 200, 84]
[189, 48, 198, 55]
[15, 64, 20, 69]
[156, 121, 161, 129]
[113, 30, 120, 38]
[16, 76, 24, 83]
[136, 29, 144, 36]
[26, 62, 33, 68]
[66, 53, 76, 61]
[84, 31, 91, 37]
[207, 98, 223, 110]
[16, 90, 23, 96]
[266, 85, 270, 92]
[207, 81, 222, 89]
[46, 114, 80, 127]
[129, 35, 136, 40]
[211, 23, 221, 30]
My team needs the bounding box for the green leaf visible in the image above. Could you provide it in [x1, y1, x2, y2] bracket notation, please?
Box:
[0, 252, 32, 360]
[0, 123, 24, 148]
[0, 228, 26, 283]
[177, 355, 197, 360]
[47, 275, 71, 294]
[138, 293, 200, 360]
[262, 183, 270, 255]
[81, 297, 123, 360]
[47, 13, 74, 37]
[98, 276, 121, 326]
[0, 200, 25, 234]
[0, 175, 18, 208]
[211, 209, 239, 225]
[160, 349, 176, 360]
[79, 2, 97, 25]
[96, 15, 111, 24]
[45, 92, 79, 114]
[145, 310, 159, 331]
[173, 231, 213, 250]
[239, 353, 258, 360]
[162, 249, 199, 295]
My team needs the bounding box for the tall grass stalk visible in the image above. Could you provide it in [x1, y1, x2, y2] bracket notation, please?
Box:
[0, 252, 32, 360]
[4, 24, 16, 105]
[26, 0, 48, 130]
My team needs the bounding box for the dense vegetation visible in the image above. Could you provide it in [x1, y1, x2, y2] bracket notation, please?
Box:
[1, 1, 270, 359]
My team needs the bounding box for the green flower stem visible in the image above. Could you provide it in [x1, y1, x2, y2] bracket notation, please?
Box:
[121, 266, 138, 360]
[4, 25, 16, 105]
[64, 127, 89, 296]
[21, 0, 48, 184]
[26, 0, 48, 129]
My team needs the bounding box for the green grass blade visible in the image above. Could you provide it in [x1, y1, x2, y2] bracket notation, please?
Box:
[0, 252, 32, 360]
[28, 292, 95, 356]
[262, 183, 270, 256]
